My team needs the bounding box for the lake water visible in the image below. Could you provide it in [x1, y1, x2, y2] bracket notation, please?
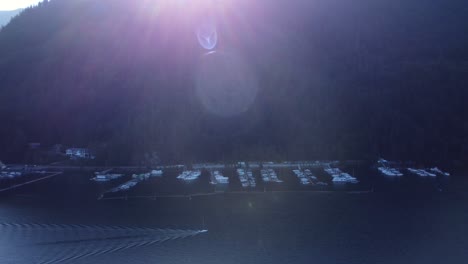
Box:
[1, 166, 468, 264]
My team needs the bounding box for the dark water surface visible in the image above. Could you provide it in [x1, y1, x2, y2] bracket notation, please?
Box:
[1, 168, 468, 264]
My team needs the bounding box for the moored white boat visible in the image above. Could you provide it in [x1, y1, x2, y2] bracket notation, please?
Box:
[151, 170, 163, 177]
[430, 167, 450, 176]
[407, 168, 436, 177]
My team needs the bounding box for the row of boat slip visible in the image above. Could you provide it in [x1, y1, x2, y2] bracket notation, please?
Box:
[407, 168, 437, 177]
[429, 167, 450, 176]
[377, 158, 450, 177]
[103, 171, 165, 193]
[262, 160, 339, 168]
[292, 168, 323, 185]
[237, 168, 256, 188]
[209, 170, 229, 185]
[377, 166, 450, 177]
[135, 170, 163, 179]
[177, 170, 201, 182]
[260, 168, 283, 183]
[0, 170, 49, 180]
[324, 167, 359, 183]
[378, 167, 404, 177]
[91, 170, 163, 182]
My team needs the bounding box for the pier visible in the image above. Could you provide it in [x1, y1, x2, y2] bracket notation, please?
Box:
[98, 189, 374, 201]
[0, 172, 63, 193]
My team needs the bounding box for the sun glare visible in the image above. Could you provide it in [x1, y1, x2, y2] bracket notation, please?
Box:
[155, 0, 232, 15]
[0, 0, 42, 11]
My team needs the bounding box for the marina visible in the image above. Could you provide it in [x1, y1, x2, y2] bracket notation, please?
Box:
[0, 159, 456, 200]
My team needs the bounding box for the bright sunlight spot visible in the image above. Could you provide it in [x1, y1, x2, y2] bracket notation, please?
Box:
[0, 0, 42, 11]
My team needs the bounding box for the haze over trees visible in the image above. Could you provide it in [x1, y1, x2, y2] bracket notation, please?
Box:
[0, 0, 467, 165]
[0, 9, 23, 28]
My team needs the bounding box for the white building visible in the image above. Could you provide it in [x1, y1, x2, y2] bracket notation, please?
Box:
[65, 148, 94, 159]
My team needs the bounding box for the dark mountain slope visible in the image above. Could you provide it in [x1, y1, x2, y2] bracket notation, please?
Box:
[0, 0, 467, 164]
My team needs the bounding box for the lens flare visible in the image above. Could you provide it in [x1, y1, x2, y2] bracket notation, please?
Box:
[195, 51, 259, 117]
[196, 19, 218, 50]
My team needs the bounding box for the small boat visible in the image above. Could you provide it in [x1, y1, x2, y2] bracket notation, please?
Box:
[151, 170, 163, 177]
[430, 167, 450, 176]
[407, 168, 436, 177]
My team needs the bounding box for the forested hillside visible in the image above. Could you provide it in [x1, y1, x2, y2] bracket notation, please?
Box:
[1, 0, 467, 165]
